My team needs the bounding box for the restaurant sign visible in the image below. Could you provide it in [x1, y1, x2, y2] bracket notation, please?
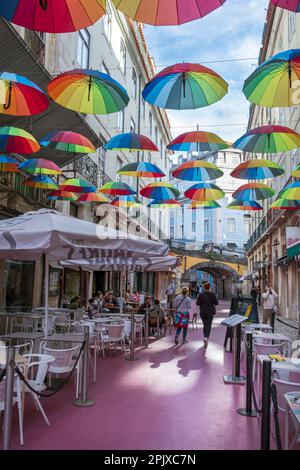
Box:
[286, 226, 300, 259]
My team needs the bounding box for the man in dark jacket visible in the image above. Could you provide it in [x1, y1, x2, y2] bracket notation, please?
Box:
[196, 283, 218, 348]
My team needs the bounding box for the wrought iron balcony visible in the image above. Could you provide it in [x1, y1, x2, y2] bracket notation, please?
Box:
[73, 155, 112, 187]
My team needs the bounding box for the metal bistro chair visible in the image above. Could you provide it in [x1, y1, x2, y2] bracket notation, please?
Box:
[100, 323, 126, 357]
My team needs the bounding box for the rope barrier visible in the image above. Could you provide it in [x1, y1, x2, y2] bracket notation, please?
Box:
[270, 383, 282, 450]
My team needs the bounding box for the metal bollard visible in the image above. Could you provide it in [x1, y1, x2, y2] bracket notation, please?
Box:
[261, 359, 272, 450]
[73, 326, 95, 407]
[126, 311, 138, 361]
[144, 308, 149, 349]
[237, 332, 258, 417]
[3, 346, 15, 450]
[224, 323, 245, 384]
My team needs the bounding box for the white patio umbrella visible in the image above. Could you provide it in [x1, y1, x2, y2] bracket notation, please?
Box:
[0, 209, 169, 335]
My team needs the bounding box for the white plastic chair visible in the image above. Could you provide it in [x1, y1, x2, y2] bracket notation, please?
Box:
[54, 313, 70, 333]
[11, 317, 35, 333]
[253, 340, 286, 379]
[284, 391, 300, 450]
[100, 324, 126, 357]
[0, 373, 24, 445]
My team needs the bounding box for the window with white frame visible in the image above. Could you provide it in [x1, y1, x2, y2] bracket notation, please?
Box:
[117, 110, 124, 132]
[227, 218, 236, 233]
[117, 157, 122, 180]
[204, 219, 210, 234]
[104, 2, 112, 41]
[132, 68, 137, 100]
[192, 209, 196, 222]
[142, 97, 146, 119]
[170, 211, 175, 226]
[120, 39, 126, 75]
[243, 217, 250, 235]
[170, 226, 175, 239]
[155, 126, 158, 146]
[77, 29, 90, 68]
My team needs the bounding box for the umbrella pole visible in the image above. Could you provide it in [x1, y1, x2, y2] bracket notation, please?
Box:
[73, 153, 76, 178]
[44, 253, 49, 338]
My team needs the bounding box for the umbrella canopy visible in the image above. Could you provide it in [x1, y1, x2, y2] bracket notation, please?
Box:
[40, 130, 96, 154]
[243, 49, 300, 107]
[227, 199, 263, 211]
[77, 193, 109, 203]
[233, 125, 300, 154]
[48, 69, 129, 115]
[19, 158, 62, 175]
[142, 63, 228, 110]
[271, 198, 300, 209]
[0, 0, 105, 33]
[0, 72, 48, 116]
[24, 175, 58, 190]
[184, 183, 225, 201]
[140, 182, 180, 200]
[0, 155, 19, 172]
[104, 133, 158, 152]
[111, 196, 142, 208]
[232, 183, 275, 201]
[47, 190, 78, 201]
[99, 182, 136, 196]
[59, 178, 96, 194]
[0, 126, 40, 154]
[147, 199, 182, 208]
[279, 182, 300, 200]
[172, 159, 223, 181]
[292, 164, 300, 178]
[271, 1, 300, 12]
[187, 201, 221, 209]
[230, 159, 285, 180]
[117, 162, 165, 178]
[167, 130, 228, 152]
[112, 0, 226, 26]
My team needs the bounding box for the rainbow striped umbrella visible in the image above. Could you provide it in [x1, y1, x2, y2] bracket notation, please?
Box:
[113, 0, 226, 26]
[24, 175, 58, 190]
[233, 125, 300, 154]
[142, 63, 228, 110]
[0, 155, 19, 172]
[243, 49, 300, 107]
[167, 130, 228, 152]
[0, 0, 105, 33]
[187, 201, 221, 209]
[104, 133, 158, 152]
[111, 196, 142, 208]
[227, 200, 263, 211]
[117, 162, 165, 178]
[184, 183, 225, 201]
[0, 126, 40, 154]
[19, 158, 62, 175]
[77, 193, 109, 203]
[279, 182, 300, 200]
[292, 164, 300, 178]
[271, 1, 300, 13]
[232, 183, 275, 201]
[99, 182, 136, 196]
[48, 190, 78, 201]
[59, 178, 96, 194]
[172, 159, 223, 181]
[231, 159, 285, 180]
[140, 182, 180, 200]
[271, 198, 300, 210]
[148, 199, 182, 208]
[40, 131, 96, 154]
[0, 72, 48, 116]
[48, 69, 129, 115]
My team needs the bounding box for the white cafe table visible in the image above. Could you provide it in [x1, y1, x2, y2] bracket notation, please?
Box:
[0, 312, 47, 335]
[284, 392, 300, 450]
[243, 323, 273, 332]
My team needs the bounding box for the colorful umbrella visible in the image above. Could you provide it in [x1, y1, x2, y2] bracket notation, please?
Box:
[0, 126, 40, 154]
[48, 190, 78, 201]
[184, 183, 225, 201]
[113, 0, 226, 26]
[142, 63, 228, 110]
[167, 130, 228, 152]
[0, 72, 48, 116]
[187, 201, 221, 209]
[172, 159, 223, 181]
[233, 125, 300, 154]
[271, 198, 300, 209]
[0, 155, 20, 172]
[104, 133, 158, 152]
[232, 183, 275, 201]
[243, 49, 300, 107]
[140, 182, 180, 200]
[19, 158, 62, 175]
[99, 182, 136, 196]
[117, 162, 165, 178]
[40, 131, 96, 154]
[271, 1, 300, 12]
[111, 196, 142, 208]
[230, 159, 285, 180]
[0, 0, 105, 33]
[59, 178, 96, 194]
[279, 182, 300, 200]
[77, 193, 109, 203]
[48, 69, 129, 115]
[24, 175, 58, 190]
[227, 200, 263, 211]
[147, 199, 182, 208]
[292, 164, 300, 178]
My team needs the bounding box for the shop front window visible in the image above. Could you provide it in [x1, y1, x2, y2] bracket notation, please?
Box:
[4, 260, 35, 310]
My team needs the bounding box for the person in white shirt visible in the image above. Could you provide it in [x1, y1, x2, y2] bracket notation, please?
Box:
[262, 284, 278, 325]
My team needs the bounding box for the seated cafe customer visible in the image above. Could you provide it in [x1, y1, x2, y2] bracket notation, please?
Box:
[138, 296, 152, 314]
[103, 292, 119, 312]
[69, 296, 81, 310]
[86, 297, 98, 319]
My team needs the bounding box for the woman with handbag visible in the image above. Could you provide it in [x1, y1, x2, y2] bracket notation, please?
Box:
[196, 283, 218, 348]
[173, 287, 192, 345]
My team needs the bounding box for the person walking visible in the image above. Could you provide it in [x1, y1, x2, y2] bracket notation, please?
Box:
[173, 287, 191, 345]
[196, 282, 218, 348]
[262, 284, 278, 327]
[256, 284, 261, 305]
